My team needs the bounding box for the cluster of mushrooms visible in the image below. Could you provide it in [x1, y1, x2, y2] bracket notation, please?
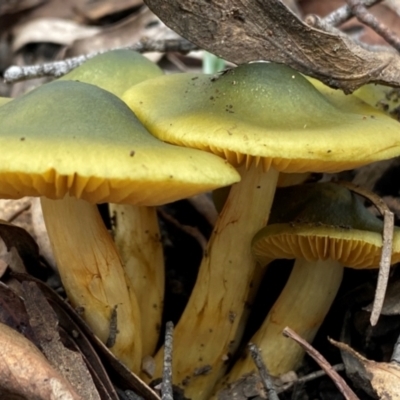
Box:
[2, 50, 400, 400]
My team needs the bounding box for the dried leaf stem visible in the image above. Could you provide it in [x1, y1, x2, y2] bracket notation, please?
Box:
[337, 181, 394, 326]
[279, 364, 345, 393]
[282, 327, 359, 400]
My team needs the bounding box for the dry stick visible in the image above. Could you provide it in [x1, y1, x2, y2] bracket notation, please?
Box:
[372, 209, 395, 325]
[305, 0, 382, 32]
[248, 343, 280, 400]
[162, 321, 174, 400]
[337, 181, 394, 326]
[279, 364, 345, 393]
[3, 38, 198, 83]
[282, 328, 359, 400]
[346, 0, 400, 52]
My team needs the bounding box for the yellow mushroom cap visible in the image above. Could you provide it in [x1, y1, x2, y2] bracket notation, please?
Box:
[353, 84, 400, 118]
[307, 77, 391, 116]
[252, 182, 400, 269]
[59, 50, 163, 97]
[123, 63, 400, 173]
[0, 80, 239, 205]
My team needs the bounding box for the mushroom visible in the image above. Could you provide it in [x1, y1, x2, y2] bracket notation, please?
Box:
[353, 84, 400, 117]
[220, 182, 400, 382]
[122, 62, 400, 398]
[60, 49, 165, 358]
[59, 49, 163, 96]
[0, 79, 240, 372]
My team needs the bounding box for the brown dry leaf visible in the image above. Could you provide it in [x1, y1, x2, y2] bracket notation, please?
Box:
[0, 220, 43, 275]
[386, 0, 400, 17]
[0, 0, 46, 15]
[21, 281, 101, 400]
[299, 0, 342, 17]
[0, 282, 35, 341]
[331, 338, 400, 399]
[14, 274, 160, 400]
[76, 0, 143, 22]
[0, 198, 33, 236]
[0, 0, 84, 36]
[12, 18, 100, 51]
[0, 321, 82, 400]
[143, 0, 400, 92]
[13, 0, 87, 20]
[66, 6, 177, 58]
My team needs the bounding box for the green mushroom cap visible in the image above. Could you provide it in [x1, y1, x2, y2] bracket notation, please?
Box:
[59, 50, 163, 97]
[123, 63, 400, 173]
[0, 80, 240, 205]
[252, 182, 400, 269]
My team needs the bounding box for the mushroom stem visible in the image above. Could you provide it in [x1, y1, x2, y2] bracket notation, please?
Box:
[151, 163, 279, 400]
[224, 258, 343, 383]
[109, 204, 164, 358]
[41, 195, 142, 372]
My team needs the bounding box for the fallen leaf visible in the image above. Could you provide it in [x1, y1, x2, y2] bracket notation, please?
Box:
[0, 321, 82, 400]
[13, 273, 161, 400]
[0, 219, 47, 279]
[143, 0, 400, 92]
[66, 7, 177, 60]
[76, 0, 143, 22]
[331, 338, 400, 399]
[0, 282, 35, 340]
[12, 18, 100, 51]
[21, 281, 101, 400]
[0, 0, 46, 15]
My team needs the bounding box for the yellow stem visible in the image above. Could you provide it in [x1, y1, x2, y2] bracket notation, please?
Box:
[150, 164, 279, 400]
[109, 204, 164, 358]
[222, 258, 343, 387]
[41, 196, 142, 372]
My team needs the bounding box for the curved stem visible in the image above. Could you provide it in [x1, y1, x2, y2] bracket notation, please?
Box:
[109, 204, 164, 358]
[223, 258, 343, 386]
[151, 164, 279, 400]
[41, 195, 142, 372]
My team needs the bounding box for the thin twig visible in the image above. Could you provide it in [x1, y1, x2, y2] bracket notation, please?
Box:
[248, 343, 280, 400]
[3, 38, 198, 83]
[162, 321, 174, 400]
[336, 181, 394, 326]
[279, 364, 345, 393]
[371, 209, 394, 325]
[346, 0, 400, 51]
[305, 0, 382, 30]
[282, 327, 359, 400]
